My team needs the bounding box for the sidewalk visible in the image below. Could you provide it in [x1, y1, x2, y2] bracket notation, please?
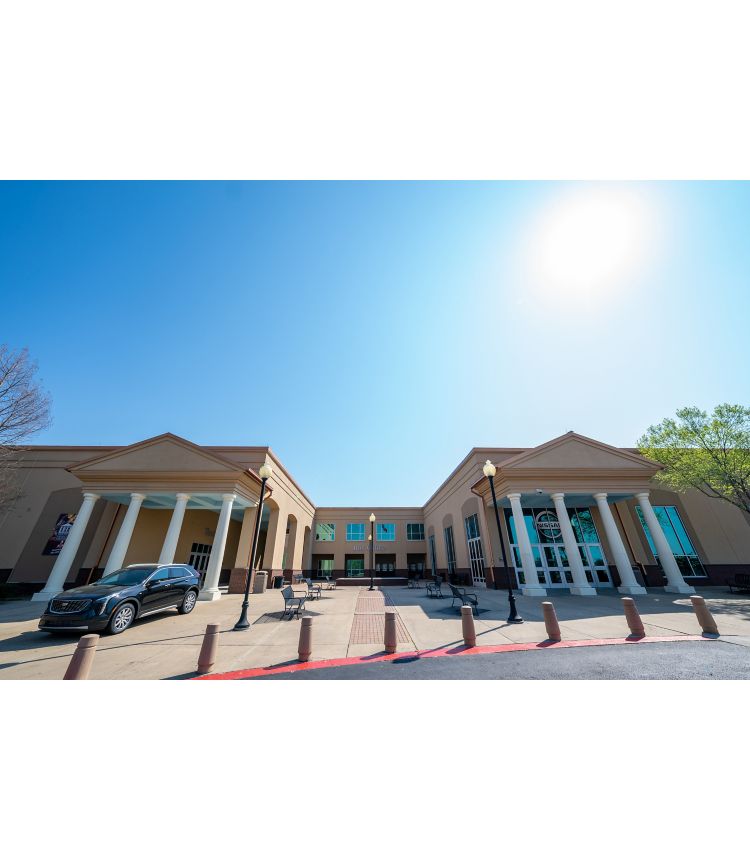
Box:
[1, 585, 748, 680]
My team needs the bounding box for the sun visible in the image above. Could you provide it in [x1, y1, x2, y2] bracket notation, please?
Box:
[526, 187, 652, 297]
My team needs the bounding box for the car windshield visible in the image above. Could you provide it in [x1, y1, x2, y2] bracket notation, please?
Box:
[96, 567, 157, 586]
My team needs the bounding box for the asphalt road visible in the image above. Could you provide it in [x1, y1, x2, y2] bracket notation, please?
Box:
[252, 640, 750, 680]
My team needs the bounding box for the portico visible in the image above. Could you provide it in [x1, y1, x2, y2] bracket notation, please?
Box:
[31, 435, 264, 602]
[472, 433, 696, 598]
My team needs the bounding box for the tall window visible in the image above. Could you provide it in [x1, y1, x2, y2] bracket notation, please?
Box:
[346, 558, 365, 576]
[377, 523, 396, 541]
[346, 523, 365, 542]
[636, 505, 707, 578]
[315, 523, 335, 542]
[428, 534, 437, 576]
[317, 558, 334, 575]
[464, 513, 486, 585]
[407, 523, 425, 541]
[444, 526, 456, 574]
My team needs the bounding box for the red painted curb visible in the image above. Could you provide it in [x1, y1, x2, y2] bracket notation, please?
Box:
[193, 634, 711, 681]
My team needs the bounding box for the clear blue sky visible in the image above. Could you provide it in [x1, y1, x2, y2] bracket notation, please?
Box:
[2, 181, 748, 506]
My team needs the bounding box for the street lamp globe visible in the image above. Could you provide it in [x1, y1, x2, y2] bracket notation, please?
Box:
[369, 512, 376, 522]
[259, 463, 273, 480]
[482, 460, 496, 478]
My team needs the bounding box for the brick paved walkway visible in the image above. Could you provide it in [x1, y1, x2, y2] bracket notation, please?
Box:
[349, 589, 411, 645]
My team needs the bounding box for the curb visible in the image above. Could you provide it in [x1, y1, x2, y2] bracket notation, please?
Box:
[193, 633, 712, 680]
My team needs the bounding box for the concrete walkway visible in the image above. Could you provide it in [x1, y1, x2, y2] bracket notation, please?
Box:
[1, 585, 748, 679]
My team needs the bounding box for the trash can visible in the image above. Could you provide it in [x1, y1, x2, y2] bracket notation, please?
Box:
[272, 575, 284, 589]
[252, 571, 267, 594]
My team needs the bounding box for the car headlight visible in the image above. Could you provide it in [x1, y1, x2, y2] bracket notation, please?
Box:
[94, 596, 111, 615]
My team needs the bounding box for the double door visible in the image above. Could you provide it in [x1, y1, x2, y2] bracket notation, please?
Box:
[518, 541, 613, 588]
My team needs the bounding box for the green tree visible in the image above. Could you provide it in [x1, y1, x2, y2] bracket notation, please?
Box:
[638, 404, 750, 515]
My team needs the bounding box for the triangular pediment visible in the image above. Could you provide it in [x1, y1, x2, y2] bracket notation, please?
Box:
[69, 433, 244, 475]
[499, 432, 660, 474]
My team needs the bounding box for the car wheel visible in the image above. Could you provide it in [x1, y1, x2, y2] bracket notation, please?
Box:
[108, 602, 136, 635]
[178, 590, 198, 615]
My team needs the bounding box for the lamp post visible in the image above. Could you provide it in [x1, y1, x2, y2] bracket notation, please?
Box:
[234, 462, 273, 630]
[368, 512, 376, 591]
[483, 460, 523, 624]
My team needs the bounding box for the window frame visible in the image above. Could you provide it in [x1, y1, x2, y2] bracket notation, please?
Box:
[376, 523, 396, 542]
[315, 523, 336, 542]
[346, 523, 366, 542]
[406, 523, 425, 541]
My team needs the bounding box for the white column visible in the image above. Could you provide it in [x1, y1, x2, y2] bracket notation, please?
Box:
[507, 493, 546, 596]
[593, 493, 647, 595]
[550, 492, 597, 596]
[635, 492, 695, 594]
[32, 492, 100, 602]
[158, 493, 190, 564]
[103, 492, 145, 576]
[199, 493, 236, 601]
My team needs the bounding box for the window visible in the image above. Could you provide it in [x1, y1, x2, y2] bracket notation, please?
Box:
[407, 523, 425, 541]
[377, 523, 396, 541]
[188, 542, 212, 573]
[149, 568, 170, 583]
[444, 526, 456, 574]
[428, 534, 437, 576]
[317, 558, 335, 575]
[315, 523, 335, 542]
[636, 505, 707, 578]
[346, 557, 365, 576]
[464, 514, 486, 585]
[346, 523, 365, 542]
[168, 566, 189, 579]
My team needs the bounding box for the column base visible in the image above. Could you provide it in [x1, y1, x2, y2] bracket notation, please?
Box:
[617, 585, 648, 596]
[31, 589, 58, 603]
[570, 585, 598, 596]
[664, 584, 696, 595]
[198, 588, 222, 602]
[521, 585, 547, 597]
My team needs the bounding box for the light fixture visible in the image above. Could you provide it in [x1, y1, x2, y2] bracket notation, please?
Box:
[369, 512, 376, 522]
[259, 463, 273, 480]
[483, 460, 496, 478]
[368, 514, 376, 590]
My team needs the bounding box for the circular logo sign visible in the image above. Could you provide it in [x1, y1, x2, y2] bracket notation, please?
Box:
[535, 510, 561, 540]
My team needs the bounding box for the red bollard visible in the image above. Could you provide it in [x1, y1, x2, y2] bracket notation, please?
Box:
[542, 602, 561, 641]
[621, 597, 645, 637]
[197, 623, 220, 674]
[384, 611, 397, 654]
[690, 595, 719, 635]
[461, 605, 476, 647]
[63, 634, 100, 680]
[298, 616, 313, 662]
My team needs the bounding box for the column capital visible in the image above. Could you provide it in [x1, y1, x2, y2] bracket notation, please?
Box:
[129, 492, 146, 502]
[221, 492, 237, 503]
[82, 491, 100, 503]
[175, 492, 191, 502]
[506, 492, 522, 501]
[635, 491, 650, 502]
[592, 492, 608, 502]
[549, 491, 565, 501]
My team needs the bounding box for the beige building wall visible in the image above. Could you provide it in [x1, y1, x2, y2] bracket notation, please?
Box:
[310, 507, 426, 575]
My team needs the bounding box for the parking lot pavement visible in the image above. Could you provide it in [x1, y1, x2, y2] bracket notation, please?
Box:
[1, 585, 748, 679]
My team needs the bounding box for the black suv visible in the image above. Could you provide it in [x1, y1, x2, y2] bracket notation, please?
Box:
[38, 563, 201, 635]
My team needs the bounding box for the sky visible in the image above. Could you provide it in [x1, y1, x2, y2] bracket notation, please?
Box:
[1, 181, 749, 506]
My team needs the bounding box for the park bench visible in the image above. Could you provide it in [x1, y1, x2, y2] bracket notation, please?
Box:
[728, 572, 750, 593]
[449, 583, 478, 613]
[304, 577, 323, 600]
[322, 575, 336, 589]
[281, 585, 307, 619]
[426, 578, 445, 598]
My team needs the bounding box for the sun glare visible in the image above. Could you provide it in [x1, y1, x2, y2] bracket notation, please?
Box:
[526, 187, 652, 297]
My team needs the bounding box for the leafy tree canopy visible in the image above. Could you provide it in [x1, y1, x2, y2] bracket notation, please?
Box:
[638, 404, 750, 515]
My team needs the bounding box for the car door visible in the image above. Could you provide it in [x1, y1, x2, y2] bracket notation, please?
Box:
[166, 565, 192, 606]
[140, 567, 172, 612]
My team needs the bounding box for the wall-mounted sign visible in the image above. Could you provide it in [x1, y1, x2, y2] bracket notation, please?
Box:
[535, 510, 562, 540]
[42, 513, 76, 556]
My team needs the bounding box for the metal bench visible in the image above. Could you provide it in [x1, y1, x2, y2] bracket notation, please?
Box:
[281, 585, 307, 619]
[322, 575, 336, 590]
[449, 583, 478, 612]
[728, 572, 750, 593]
[304, 577, 323, 599]
[426, 578, 445, 598]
